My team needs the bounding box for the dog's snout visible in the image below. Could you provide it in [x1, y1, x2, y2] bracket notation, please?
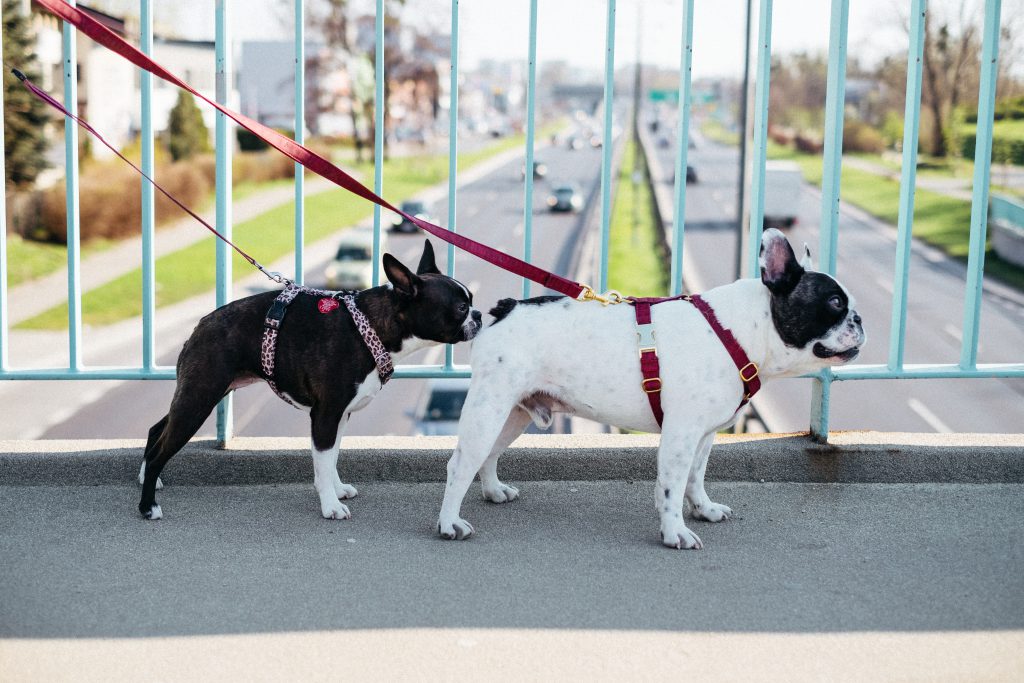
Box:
[472, 310, 482, 323]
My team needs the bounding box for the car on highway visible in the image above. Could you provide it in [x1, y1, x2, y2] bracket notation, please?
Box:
[391, 200, 432, 234]
[521, 160, 549, 180]
[670, 165, 699, 185]
[547, 184, 583, 212]
[324, 229, 379, 290]
[412, 378, 471, 436]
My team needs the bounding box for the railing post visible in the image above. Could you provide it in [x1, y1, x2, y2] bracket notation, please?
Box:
[372, 0, 384, 287]
[597, 0, 617, 293]
[521, 0, 539, 299]
[888, 0, 927, 372]
[445, 0, 459, 371]
[960, 0, 1002, 370]
[294, 0, 305, 285]
[140, 0, 155, 371]
[64, 0, 82, 371]
[215, 0, 234, 445]
[746, 0, 773, 276]
[669, 0, 695, 296]
[0, 4, 7, 372]
[809, 0, 848, 442]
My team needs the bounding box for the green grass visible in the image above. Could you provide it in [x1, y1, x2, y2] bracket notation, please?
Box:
[607, 136, 667, 297]
[17, 124, 564, 330]
[4, 234, 70, 285]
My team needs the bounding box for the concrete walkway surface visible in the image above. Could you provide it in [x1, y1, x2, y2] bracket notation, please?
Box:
[1, 432, 1022, 681]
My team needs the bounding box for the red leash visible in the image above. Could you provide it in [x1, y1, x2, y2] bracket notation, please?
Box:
[29, 0, 588, 299]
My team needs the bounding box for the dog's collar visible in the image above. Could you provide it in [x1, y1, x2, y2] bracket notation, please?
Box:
[629, 294, 761, 426]
[261, 285, 394, 409]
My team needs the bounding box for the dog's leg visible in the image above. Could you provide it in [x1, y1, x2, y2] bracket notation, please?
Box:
[138, 414, 167, 490]
[310, 406, 352, 520]
[478, 406, 531, 503]
[438, 388, 517, 540]
[655, 425, 705, 549]
[685, 432, 732, 522]
[138, 387, 226, 520]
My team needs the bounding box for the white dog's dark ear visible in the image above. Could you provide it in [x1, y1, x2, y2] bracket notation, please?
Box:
[799, 243, 813, 270]
[759, 229, 804, 296]
[383, 253, 421, 297]
[416, 239, 440, 275]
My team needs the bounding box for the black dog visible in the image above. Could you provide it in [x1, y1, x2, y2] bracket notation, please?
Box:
[138, 240, 481, 520]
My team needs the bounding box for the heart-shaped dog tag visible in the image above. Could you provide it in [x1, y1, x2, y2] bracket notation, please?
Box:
[318, 297, 340, 314]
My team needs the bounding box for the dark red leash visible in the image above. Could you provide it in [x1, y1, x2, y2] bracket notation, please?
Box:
[630, 295, 761, 426]
[29, 0, 588, 299]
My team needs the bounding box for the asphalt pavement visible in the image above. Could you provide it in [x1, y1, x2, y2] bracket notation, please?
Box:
[2, 476, 1021, 679]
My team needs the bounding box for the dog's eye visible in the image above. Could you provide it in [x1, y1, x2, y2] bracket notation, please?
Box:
[828, 295, 844, 310]
[458, 303, 468, 314]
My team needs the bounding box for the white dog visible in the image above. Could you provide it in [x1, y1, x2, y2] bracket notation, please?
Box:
[436, 229, 865, 549]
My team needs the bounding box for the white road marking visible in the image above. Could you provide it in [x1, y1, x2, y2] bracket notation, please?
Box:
[512, 222, 524, 237]
[874, 276, 894, 294]
[943, 323, 961, 342]
[907, 398, 952, 433]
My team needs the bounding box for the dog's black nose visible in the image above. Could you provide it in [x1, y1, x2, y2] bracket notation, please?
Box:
[472, 310, 482, 323]
[853, 313, 862, 325]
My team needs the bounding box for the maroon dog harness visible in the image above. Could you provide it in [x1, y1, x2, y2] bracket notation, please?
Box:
[261, 284, 394, 408]
[630, 294, 761, 426]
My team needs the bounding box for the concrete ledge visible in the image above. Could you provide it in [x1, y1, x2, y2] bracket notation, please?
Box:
[1, 431, 1022, 486]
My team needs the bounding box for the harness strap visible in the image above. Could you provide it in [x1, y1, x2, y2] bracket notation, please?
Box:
[340, 295, 394, 383]
[630, 294, 760, 427]
[260, 286, 394, 409]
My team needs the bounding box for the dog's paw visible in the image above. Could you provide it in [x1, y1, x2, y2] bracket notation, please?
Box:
[661, 522, 703, 550]
[482, 482, 519, 504]
[321, 500, 352, 520]
[333, 481, 358, 500]
[141, 504, 163, 520]
[438, 517, 474, 540]
[691, 501, 732, 523]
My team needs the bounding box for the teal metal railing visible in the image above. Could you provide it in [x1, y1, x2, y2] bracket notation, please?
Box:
[0, 0, 1021, 442]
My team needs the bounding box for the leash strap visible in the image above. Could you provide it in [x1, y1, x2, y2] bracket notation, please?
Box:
[29, 0, 587, 300]
[629, 294, 760, 427]
[261, 286, 394, 409]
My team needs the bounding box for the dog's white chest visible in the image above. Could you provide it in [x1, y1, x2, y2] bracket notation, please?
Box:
[345, 370, 382, 415]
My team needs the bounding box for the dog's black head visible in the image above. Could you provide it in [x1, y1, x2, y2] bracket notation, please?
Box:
[759, 229, 865, 366]
[383, 240, 482, 344]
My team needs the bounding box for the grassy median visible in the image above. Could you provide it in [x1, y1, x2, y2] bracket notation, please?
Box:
[606, 136, 668, 297]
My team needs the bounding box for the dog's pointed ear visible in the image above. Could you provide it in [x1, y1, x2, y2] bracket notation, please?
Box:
[799, 242, 813, 270]
[416, 239, 440, 275]
[383, 253, 421, 297]
[759, 229, 804, 296]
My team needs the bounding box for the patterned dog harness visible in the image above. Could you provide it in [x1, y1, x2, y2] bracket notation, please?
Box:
[261, 284, 394, 408]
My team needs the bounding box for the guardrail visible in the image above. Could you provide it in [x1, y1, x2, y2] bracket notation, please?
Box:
[0, 0, 1021, 442]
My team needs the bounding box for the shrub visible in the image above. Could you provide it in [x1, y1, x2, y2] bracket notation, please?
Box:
[35, 157, 213, 243]
[794, 133, 823, 154]
[843, 120, 885, 153]
[167, 92, 210, 161]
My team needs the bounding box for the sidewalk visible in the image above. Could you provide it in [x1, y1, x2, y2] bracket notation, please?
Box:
[1, 432, 1022, 680]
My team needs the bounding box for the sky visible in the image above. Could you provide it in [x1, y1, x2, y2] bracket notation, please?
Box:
[85, 0, 1014, 81]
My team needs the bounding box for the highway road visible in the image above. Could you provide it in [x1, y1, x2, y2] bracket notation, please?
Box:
[647, 115, 1024, 434]
[12, 130, 605, 440]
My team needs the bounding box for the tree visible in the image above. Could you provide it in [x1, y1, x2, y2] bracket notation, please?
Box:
[166, 91, 209, 161]
[3, 0, 49, 187]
